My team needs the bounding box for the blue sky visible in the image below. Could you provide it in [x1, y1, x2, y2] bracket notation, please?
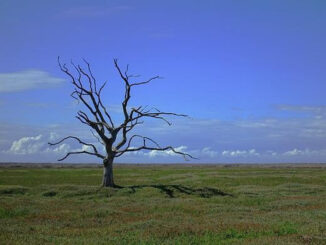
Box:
[1, 0, 326, 163]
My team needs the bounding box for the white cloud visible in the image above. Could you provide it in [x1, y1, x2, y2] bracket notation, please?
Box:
[80, 145, 93, 152]
[283, 148, 320, 156]
[1, 124, 108, 162]
[222, 149, 259, 157]
[146, 145, 188, 158]
[284, 148, 301, 156]
[8, 135, 44, 154]
[249, 149, 259, 156]
[0, 70, 64, 92]
[52, 143, 71, 154]
[147, 150, 162, 158]
[49, 132, 59, 141]
[266, 150, 277, 156]
[7, 133, 78, 156]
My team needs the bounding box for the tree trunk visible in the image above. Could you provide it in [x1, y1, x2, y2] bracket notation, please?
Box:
[102, 158, 114, 187]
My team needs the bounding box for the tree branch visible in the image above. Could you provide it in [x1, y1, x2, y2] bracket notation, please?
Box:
[130, 76, 160, 87]
[57, 151, 105, 161]
[115, 134, 196, 160]
[49, 135, 101, 155]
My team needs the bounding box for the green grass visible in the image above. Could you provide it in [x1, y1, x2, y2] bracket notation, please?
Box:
[0, 164, 326, 244]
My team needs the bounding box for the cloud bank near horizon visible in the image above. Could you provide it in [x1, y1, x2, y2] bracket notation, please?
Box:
[1, 104, 326, 163]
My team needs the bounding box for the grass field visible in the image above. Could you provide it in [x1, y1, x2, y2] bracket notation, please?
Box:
[0, 164, 326, 244]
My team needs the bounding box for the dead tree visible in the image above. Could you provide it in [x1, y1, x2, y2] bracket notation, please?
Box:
[49, 58, 195, 187]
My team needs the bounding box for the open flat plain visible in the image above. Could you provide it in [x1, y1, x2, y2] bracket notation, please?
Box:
[0, 163, 326, 244]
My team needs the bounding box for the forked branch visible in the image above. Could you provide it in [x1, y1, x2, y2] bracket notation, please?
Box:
[58, 57, 114, 132]
[56, 151, 105, 161]
[115, 134, 196, 160]
[48, 135, 105, 161]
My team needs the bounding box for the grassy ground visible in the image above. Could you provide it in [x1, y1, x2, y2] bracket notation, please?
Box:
[0, 164, 326, 244]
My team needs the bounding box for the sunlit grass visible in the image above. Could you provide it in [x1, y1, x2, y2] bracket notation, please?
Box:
[0, 164, 325, 244]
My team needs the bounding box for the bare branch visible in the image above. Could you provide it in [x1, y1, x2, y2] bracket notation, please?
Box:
[70, 90, 80, 102]
[78, 64, 93, 91]
[126, 135, 161, 149]
[57, 151, 105, 161]
[117, 146, 195, 160]
[96, 81, 114, 128]
[115, 134, 196, 160]
[128, 107, 188, 126]
[130, 76, 160, 87]
[48, 135, 105, 161]
[91, 129, 104, 145]
[82, 58, 97, 91]
[114, 59, 129, 85]
[125, 64, 129, 77]
[49, 136, 99, 154]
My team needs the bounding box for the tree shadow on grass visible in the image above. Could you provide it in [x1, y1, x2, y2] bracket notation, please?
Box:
[115, 184, 233, 198]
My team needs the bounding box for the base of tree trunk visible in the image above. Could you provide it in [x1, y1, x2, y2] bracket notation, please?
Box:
[102, 162, 114, 187]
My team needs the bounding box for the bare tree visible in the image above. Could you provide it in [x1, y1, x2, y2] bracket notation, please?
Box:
[49, 58, 195, 187]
